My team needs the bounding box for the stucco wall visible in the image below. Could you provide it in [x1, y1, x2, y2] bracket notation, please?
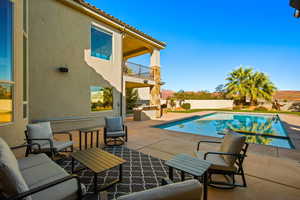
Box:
[137, 87, 151, 101]
[0, 0, 28, 146]
[162, 100, 234, 109]
[28, 0, 123, 131]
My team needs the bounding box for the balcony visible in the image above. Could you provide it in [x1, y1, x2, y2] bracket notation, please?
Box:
[123, 62, 154, 81]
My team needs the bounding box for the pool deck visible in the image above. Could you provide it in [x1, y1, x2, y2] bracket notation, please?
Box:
[123, 111, 300, 200]
[52, 111, 300, 200]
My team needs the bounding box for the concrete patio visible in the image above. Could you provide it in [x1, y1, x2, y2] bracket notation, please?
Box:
[52, 111, 300, 200]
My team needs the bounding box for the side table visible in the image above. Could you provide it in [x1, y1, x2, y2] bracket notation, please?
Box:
[78, 127, 100, 150]
[165, 154, 211, 200]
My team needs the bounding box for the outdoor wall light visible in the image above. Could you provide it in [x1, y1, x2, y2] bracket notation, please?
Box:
[295, 9, 300, 18]
[58, 66, 69, 73]
[290, 0, 300, 18]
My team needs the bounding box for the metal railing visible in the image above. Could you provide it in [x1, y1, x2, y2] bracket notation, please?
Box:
[123, 62, 154, 80]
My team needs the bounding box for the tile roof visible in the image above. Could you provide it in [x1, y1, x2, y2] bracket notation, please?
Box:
[73, 0, 166, 48]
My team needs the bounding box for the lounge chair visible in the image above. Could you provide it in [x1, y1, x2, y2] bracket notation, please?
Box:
[195, 132, 249, 189]
[101, 179, 202, 200]
[104, 117, 128, 145]
[25, 122, 73, 159]
[0, 137, 85, 200]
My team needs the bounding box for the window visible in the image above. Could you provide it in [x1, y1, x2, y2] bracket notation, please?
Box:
[0, 0, 14, 124]
[90, 86, 113, 112]
[91, 26, 112, 60]
[0, 84, 13, 123]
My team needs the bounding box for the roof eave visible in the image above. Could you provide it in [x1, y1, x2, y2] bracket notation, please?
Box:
[57, 0, 166, 49]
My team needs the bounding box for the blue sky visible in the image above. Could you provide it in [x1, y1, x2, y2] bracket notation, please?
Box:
[90, 1, 298, 91]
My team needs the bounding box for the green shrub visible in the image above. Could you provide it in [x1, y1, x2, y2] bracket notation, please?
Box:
[233, 105, 243, 110]
[169, 98, 176, 108]
[181, 103, 191, 110]
[254, 106, 269, 111]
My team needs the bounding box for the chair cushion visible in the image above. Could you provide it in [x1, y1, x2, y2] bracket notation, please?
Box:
[195, 151, 236, 172]
[27, 122, 54, 146]
[20, 155, 82, 200]
[0, 137, 31, 200]
[106, 131, 126, 138]
[105, 117, 123, 132]
[219, 132, 246, 166]
[39, 141, 73, 152]
[117, 179, 202, 200]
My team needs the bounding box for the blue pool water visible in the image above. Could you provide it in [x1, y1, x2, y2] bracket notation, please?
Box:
[155, 112, 293, 149]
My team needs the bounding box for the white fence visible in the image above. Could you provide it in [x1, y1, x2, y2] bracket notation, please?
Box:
[162, 99, 234, 109]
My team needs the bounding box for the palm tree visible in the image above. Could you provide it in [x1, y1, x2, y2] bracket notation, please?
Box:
[225, 67, 277, 106]
[248, 72, 276, 105]
[225, 67, 253, 105]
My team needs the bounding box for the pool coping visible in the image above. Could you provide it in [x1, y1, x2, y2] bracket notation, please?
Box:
[152, 111, 296, 150]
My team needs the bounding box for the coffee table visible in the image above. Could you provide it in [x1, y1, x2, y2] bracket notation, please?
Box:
[165, 154, 211, 200]
[70, 148, 126, 193]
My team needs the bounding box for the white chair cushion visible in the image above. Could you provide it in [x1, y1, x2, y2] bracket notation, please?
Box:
[27, 122, 54, 146]
[0, 137, 31, 200]
[219, 132, 246, 166]
[105, 117, 123, 132]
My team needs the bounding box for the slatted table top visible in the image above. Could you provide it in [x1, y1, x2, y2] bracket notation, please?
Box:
[70, 148, 126, 173]
[79, 127, 101, 132]
[165, 154, 211, 177]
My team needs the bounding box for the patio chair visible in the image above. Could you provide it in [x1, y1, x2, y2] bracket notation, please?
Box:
[104, 117, 128, 146]
[0, 137, 85, 200]
[25, 122, 73, 159]
[100, 178, 202, 200]
[195, 132, 249, 189]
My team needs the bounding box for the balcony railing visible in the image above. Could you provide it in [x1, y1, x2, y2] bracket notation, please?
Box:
[123, 62, 154, 80]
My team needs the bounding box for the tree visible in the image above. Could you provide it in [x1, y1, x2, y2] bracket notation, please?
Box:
[225, 67, 253, 105]
[102, 88, 113, 108]
[168, 97, 176, 110]
[215, 84, 224, 92]
[225, 67, 276, 106]
[173, 90, 186, 106]
[215, 84, 226, 98]
[126, 88, 139, 111]
[247, 72, 276, 105]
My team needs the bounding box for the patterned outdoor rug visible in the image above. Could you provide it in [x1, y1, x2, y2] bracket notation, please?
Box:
[57, 146, 193, 200]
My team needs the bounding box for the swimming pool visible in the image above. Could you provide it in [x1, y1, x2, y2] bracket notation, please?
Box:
[155, 112, 294, 149]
